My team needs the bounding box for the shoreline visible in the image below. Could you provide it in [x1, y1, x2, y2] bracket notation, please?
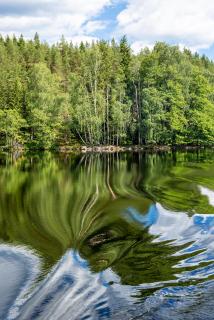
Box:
[1, 144, 213, 154]
[60, 145, 213, 153]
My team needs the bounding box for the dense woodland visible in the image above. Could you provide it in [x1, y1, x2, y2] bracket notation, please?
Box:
[0, 33, 214, 149]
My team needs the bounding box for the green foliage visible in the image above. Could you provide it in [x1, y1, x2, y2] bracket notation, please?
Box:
[141, 87, 164, 144]
[0, 109, 26, 147]
[26, 63, 68, 149]
[0, 34, 214, 149]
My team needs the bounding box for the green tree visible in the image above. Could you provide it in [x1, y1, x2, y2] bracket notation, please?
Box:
[0, 109, 26, 147]
[27, 63, 66, 149]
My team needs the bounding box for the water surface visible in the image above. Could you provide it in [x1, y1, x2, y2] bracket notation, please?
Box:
[0, 150, 214, 320]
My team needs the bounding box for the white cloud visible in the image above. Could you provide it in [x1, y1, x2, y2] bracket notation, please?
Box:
[0, 0, 112, 42]
[131, 41, 154, 54]
[1, 0, 214, 54]
[117, 0, 214, 51]
[83, 20, 107, 34]
[0, 16, 49, 30]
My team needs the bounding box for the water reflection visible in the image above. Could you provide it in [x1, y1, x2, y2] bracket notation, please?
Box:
[0, 150, 214, 319]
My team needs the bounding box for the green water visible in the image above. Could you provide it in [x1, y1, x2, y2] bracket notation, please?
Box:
[0, 150, 214, 319]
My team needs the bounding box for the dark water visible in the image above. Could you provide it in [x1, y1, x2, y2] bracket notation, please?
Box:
[0, 150, 214, 320]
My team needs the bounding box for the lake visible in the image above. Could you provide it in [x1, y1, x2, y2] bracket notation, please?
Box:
[0, 150, 214, 320]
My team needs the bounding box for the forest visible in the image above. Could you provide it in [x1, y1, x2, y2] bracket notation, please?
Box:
[0, 34, 214, 150]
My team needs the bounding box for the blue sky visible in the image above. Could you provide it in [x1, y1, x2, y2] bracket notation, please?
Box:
[0, 0, 214, 59]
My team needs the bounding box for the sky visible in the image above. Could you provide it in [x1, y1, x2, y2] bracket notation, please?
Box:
[0, 0, 214, 59]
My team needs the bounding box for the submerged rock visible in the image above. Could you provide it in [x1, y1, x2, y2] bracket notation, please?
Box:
[88, 231, 113, 247]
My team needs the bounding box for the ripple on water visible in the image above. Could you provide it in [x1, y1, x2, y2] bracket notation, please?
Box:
[0, 151, 214, 319]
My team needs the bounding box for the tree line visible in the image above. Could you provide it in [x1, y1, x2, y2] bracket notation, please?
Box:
[0, 33, 214, 149]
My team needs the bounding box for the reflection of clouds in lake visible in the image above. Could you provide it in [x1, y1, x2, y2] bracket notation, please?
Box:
[199, 186, 214, 207]
[120, 203, 214, 319]
[150, 204, 191, 241]
[1, 242, 214, 319]
[15, 249, 214, 320]
[124, 201, 214, 283]
[150, 204, 214, 269]
[16, 251, 113, 320]
[140, 280, 214, 320]
[1, 188, 214, 319]
[0, 245, 40, 320]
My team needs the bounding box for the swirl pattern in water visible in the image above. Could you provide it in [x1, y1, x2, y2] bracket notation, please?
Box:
[0, 150, 214, 320]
